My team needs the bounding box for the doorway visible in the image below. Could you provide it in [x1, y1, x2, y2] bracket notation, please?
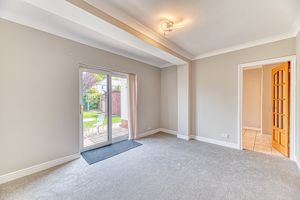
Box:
[242, 62, 290, 157]
[79, 68, 129, 152]
[238, 56, 297, 160]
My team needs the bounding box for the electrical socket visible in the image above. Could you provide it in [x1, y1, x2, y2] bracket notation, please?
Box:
[221, 133, 229, 139]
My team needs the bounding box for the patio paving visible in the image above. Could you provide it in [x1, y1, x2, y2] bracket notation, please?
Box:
[84, 123, 128, 147]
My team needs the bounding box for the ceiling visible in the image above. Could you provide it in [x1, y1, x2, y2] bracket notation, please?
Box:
[86, 0, 300, 59]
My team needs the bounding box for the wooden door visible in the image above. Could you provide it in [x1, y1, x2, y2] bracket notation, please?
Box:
[272, 62, 290, 157]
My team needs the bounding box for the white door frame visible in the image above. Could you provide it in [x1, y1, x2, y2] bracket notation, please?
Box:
[79, 67, 112, 152]
[237, 55, 297, 160]
[79, 65, 130, 152]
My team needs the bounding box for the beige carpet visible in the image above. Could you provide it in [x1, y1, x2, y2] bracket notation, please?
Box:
[1, 132, 300, 200]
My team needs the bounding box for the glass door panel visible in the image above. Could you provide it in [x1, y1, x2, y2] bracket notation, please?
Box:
[111, 75, 129, 143]
[80, 69, 110, 150]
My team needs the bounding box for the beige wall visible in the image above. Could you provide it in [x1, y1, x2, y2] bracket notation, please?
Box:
[0, 19, 161, 175]
[160, 66, 178, 131]
[242, 64, 279, 134]
[191, 38, 296, 143]
[243, 68, 262, 129]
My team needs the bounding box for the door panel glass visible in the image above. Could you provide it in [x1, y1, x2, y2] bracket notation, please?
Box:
[111, 76, 129, 142]
[82, 71, 109, 149]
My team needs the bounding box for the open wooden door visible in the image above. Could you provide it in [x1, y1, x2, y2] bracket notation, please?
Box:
[272, 62, 290, 157]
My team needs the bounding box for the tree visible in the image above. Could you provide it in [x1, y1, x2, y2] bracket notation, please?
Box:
[82, 72, 106, 91]
[83, 72, 97, 91]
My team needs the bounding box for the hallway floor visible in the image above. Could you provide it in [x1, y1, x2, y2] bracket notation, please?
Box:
[243, 129, 284, 158]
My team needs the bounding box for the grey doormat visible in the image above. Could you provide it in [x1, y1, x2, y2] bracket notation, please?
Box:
[81, 140, 142, 165]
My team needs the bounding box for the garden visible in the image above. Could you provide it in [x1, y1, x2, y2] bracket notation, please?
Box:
[82, 72, 122, 129]
[83, 111, 121, 128]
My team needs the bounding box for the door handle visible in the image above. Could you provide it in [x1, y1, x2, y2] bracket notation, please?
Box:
[80, 104, 83, 114]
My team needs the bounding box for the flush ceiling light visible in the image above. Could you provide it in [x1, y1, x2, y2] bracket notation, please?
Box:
[160, 19, 185, 36]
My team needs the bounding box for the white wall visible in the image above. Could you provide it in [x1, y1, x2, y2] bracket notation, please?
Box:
[0, 19, 161, 176]
[160, 66, 178, 131]
[177, 64, 191, 137]
[243, 68, 262, 129]
[296, 31, 300, 163]
[191, 38, 296, 144]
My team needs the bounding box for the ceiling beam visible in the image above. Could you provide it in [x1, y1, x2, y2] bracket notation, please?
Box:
[66, 0, 190, 63]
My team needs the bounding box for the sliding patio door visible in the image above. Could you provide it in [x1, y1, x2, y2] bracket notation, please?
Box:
[80, 68, 129, 152]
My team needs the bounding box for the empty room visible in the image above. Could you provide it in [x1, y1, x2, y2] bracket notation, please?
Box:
[1, 0, 300, 199]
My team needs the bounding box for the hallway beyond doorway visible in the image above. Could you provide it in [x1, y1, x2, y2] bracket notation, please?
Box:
[243, 129, 284, 158]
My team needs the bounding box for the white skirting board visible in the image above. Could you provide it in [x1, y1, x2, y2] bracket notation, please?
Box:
[295, 156, 300, 170]
[138, 128, 161, 138]
[243, 126, 261, 131]
[0, 153, 80, 185]
[191, 135, 240, 150]
[1, 128, 175, 185]
[139, 128, 240, 150]
[8, 128, 297, 185]
[138, 128, 178, 138]
[177, 134, 191, 140]
[159, 128, 177, 135]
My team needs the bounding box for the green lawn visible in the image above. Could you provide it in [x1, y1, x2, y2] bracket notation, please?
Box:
[83, 111, 121, 128]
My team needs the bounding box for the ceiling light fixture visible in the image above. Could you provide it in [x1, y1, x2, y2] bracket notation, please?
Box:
[160, 19, 184, 36]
